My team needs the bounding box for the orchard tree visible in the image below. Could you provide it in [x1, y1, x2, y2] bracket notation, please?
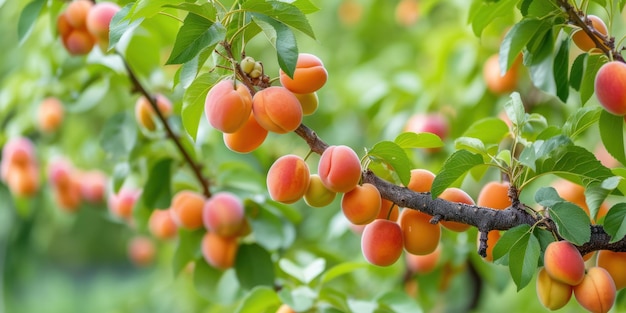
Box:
[3, 0, 626, 312]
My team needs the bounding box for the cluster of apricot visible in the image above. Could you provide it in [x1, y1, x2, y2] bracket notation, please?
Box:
[204, 53, 326, 153]
[1, 137, 40, 197]
[48, 157, 108, 212]
[56, 0, 120, 55]
[37, 97, 65, 134]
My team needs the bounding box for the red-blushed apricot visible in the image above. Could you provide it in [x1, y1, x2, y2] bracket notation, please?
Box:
[65, 0, 93, 28]
[596, 250, 626, 290]
[574, 267, 616, 313]
[5, 165, 40, 197]
[406, 168, 435, 192]
[57, 13, 73, 39]
[293, 92, 319, 115]
[1, 138, 37, 187]
[203, 192, 245, 237]
[54, 179, 82, 212]
[170, 190, 205, 230]
[304, 174, 336, 207]
[595, 61, 626, 116]
[572, 15, 609, 52]
[267, 154, 310, 204]
[404, 113, 449, 153]
[536, 267, 573, 310]
[108, 187, 141, 221]
[223, 112, 268, 153]
[148, 209, 178, 240]
[86, 2, 120, 48]
[318, 145, 362, 193]
[64, 28, 96, 55]
[252, 86, 302, 134]
[399, 208, 440, 255]
[395, 0, 420, 27]
[37, 97, 64, 133]
[361, 219, 403, 266]
[483, 53, 520, 95]
[279, 53, 328, 94]
[128, 236, 155, 267]
[135, 94, 173, 131]
[201, 231, 238, 270]
[406, 244, 441, 274]
[205, 79, 253, 133]
[338, 0, 363, 26]
[376, 198, 399, 221]
[438, 188, 473, 232]
[477, 181, 512, 210]
[544, 240, 585, 286]
[78, 170, 107, 203]
[276, 303, 296, 313]
[341, 183, 382, 225]
[478, 230, 501, 262]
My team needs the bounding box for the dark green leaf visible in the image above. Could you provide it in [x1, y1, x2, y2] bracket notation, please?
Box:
[553, 36, 569, 102]
[526, 28, 556, 94]
[99, 112, 138, 158]
[141, 158, 173, 209]
[394, 132, 444, 149]
[493, 224, 532, 264]
[508, 229, 540, 291]
[533, 228, 556, 267]
[166, 14, 225, 65]
[367, 141, 412, 186]
[603, 203, 626, 243]
[17, 0, 45, 43]
[235, 243, 275, 290]
[570, 53, 586, 91]
[251, 14, 298, 78]
[550, 202, 591, 245]
[243, 0, 315, 39]
[431, 150, 485, 198]
[599, 110, 626, 165]
[235, 286, 280, 313]
[580, 54, 606, 105]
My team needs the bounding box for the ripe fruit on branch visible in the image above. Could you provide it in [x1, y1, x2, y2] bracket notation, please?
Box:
[77, 170, 107, 203]
[203, 192, 245, 238]
[252, 86, 302, 133]
[406, 168, 435, 192]
[361, 219, 403, 266]
[483, 54, 520, 95]
[267, 155, 311, 204]
[205, 79, 253, 133]
[223, 113, 268, 154]
[477, 181, 511, 210]
[596, 250, 626, 290]
[377, 198, 399, 221]
[405, 245, 441, 274]
[148, 209, 178, 240]
[438, 188, 474, 232]
[341, 183, 381, 225]
[573, 267, 616, 313]
[201, 232, 238, 270]
[572, 15, 608, 52]
[108, 187, 141, 221]
[536, 267, 573, 310]
[279, 53, 328, 94]
[318, 145, 362, 193]
[543, 240, 585, 286]
[135, 94, 173, 131]
[170, 190, 205, 230]
[293, 92, 319, 115]
[37, 97, 64, 134]
[399, 208, 440, 255]
[594, 61, 626, 116]
[65, 0, 93, 29]
[128, 236, 155, 267]
[86, 2, 121, 50]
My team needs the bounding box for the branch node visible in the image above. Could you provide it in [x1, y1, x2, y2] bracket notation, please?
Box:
[430, 215, 442, 224]
[478, 230, 489, 258]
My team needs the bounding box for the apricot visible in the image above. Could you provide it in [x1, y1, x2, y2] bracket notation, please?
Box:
[399, 208, 440, 255]
[57, 13, 73, 39]
[65, 0, 93, 29]
[205, 79, 252, 133]
[135, 94, 173, 131]
[573, 267, 616, 313]
[63, 28, 96, 55]
[5, 166, 39, 197]
[54, 179, 82, 212]
[338, 0, 363, 26]
[293, 92, 319, 115]
[48, 158, 75, 189]
[594, 61, 626, 116]
[279, 53, 328, 94]
[148, 209, 178, 240]
[405, 245, 441, 274]
[128, 236, 155, 267]
[406, 168, 435, 193]
[478, 230, 501, 262]
[483, 53, 520, 95]
[318, 145, 362, 193]
[303, 174, 336, 207]
[544, 240, 585, 286]
[170, 190, 205, 230]
[239, 56, 256, 74]
[596, 250, 626, 290]
[203, 192, 245, 238]
[341, 183, 382, 225]
[395, 0, 420, 27]
[572, 15, 608, 52]
[222, 112, 268, 153]
[361, 219, 403, 266]
[536, 267, 573, 310]
[266, 154, 310, 204]
[86, 2, 120, 48]
[404, 113, 448, 152]
[2, 137, 35, 170]
[376, 198, 399, 221]
[252, 86, 302, 134]
[37, 97, 64, 133]
[553, 178, 608, 222]
[477, 181, 511, 210]
[276, 304, 296, 313]
[201, 232, 238, 270]
[78, 170, 107, 203]
[108, 187, 141, 221]
[438, 188, 473, 232]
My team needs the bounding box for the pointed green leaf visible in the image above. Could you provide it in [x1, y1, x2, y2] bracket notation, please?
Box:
[235, 243, 275, 290]
[278, 287, 316, 312]
[235, 286, 280, 313]
[508, 229, 540, 291]
[172, 229, 204, 275]
[251, 13, 298, 78]
[99, 112, 138, 158]
[462, 117, 510, 145]
[504, 92, 526, 131]
[534, 186, 564, 207]
[468, 0, 519, 37]
[109, 4, 144, 50]
[603, 203, 626, 243]
[243, 0, 315, 39]
[561, 106, 601, 139]
[580, 54, 606, 105]
[166, 14, 225, 65]
[570, 53, 586, 91]
[499, 18, 545, 73]
[182, 72, 220, 140]
[17, 0, 45, 43]
[141, 158, 173, 209]
[550, 202, 591, 245]
[431, 150, 485, 198]
[553, 36, 570, 102]
[394, 132, 444, 149]
[599, 110, 626, 165]
[493, 224, 532, 265]
[455, 137, 487, 155]
[367, 141, 412, 186]
[163, 2, 217, 21]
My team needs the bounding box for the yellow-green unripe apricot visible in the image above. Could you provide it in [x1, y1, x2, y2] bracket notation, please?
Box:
[304, 174, 336, 207]
[294, 92, 319, 115]
[240, 56, 256, 74]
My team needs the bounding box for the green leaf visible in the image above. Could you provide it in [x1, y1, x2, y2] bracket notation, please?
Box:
[235, 243, 275, 290]
[291, 0, 320, 14]
[533, 228, 556, 267]
[99, 112, 138, 159]
[468, 0, 519, 37]
[367, 141, 412, 186]
[235, 286, 280, 313]
[570, 53, 586, 91]
[248, 200, 294, 251]
[526, 28, 556, 94]
[520, 0, 562, 17]
[320, 262, 368, 285]
[194, 262, 241, 304]
[141, 158, 173, 210]
[550, 202, 592, 245]
[279, 258, 325, 284]
[504, 92, 526, 132]
[278, 287, 317, 312]
[109, 4, 144, 51]
[111, 162, 130, 193]
[394, 132, 444, 149]
[377, 291, 424, 313]
[65, 79, 111, 113]
[182, 72, 220, 141]
[163, 2, 217, 21]
[243, 0, 316, 39]
[493, 224, 532, 265]
[431, 150, 485, 198]
[499, 18, 546, 73]
[508, 229, 540, 291]
[166, 14, 225, 65]
[603, 203, 626, 243]
[172, 229, 204, 275]
[534, 186, 564, 208]
[580, 54, 606, 105]
[17, 0, 45, 43]
[461, 117, 510, 145]
[553, 36, 569, 102]
[561, 106, 601, 139]
[455, 137, 487, 155]
[251, 13, 298, 78]
[599, 110, 626, 165]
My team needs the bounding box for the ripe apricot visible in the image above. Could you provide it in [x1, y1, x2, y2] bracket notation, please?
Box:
[201, 232, 238, 270]
[573, 267, 616, 313]
[341, 183, 382, 225]
[223, 112, 268, 153]
[135, 94, 173, 131]
[544, 240, 585, 286]
[65, 0, 93, 29]
[57, 13, 73, 39]
[78, 170, 107, 203]
[318, 145, 362, 193]
[405, 245, 441, 274]
[148, 209, 178, 240]
[483, 54, 520, 95]
[406, 168, 435, 192]
[376, 198, 399, 221]
[395, 0, 420, 27]
[478, 230, 501, 262]
[293, 92, 319, 115]
[279, 53, 328, 94]
[438, 188, 473, 232]
[205, 79, 252, 133]
[596, 250, 626, 290]
[5, 166, 39, 197]
[404, 114, 449, 153]
[338, 0, 363, 26]
[303, 174, 336, 207]
[572, 15, 608, 52]
[594, 61, 626, 116]
[108, 187, 141, 221]
[252, 86, 302, 134]
[86, 2, 120, 48]
[399, 208, 440, 255]
[63, 28, 96, 55]
[477, 181, 511, 210]
[128, 236, 155, 267]
[536, 267, 573, 310]
[54, 179, 82, 212]
[266, 154, 310, 204]
[37, 97, 64, 133]
[203, 192, 245, 238]
[361, 219, 403, 266]
[170, 190, 205, 230]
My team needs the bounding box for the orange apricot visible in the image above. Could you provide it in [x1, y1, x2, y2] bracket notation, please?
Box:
[395, 0, 420, 27]
[361, 219, 403, 266]
[266, 154, 310, 204]
[573, 267, 616, 313]
[279, 53, 328, 94]
[201, 232, 238, 270]
[57, 12, 73, 39]
[222, 112, 268, 153]
[54, 179, 82, 212]
[572, 15, 608, 52]
[477, 181, 511, 210]
[135, 94, 173, 131]
[170, 190, 205, 230]
[596, 250, 626, 290]
[78, 170, 107, 203]
[65, 0, 93, 29]
[108, 187, 141, 221]
[544, 240, 585, 286]
[205, 79, 252, 133]
[293, 92, 319, 115]
[5, 166, 39, 197]
[318, 145, 362, 193]
[399, 208, 440, 255]
[376, 198, 399, 221]
[303, 174, 336, 207]
[406, 168, 435, 193]
[252, 86, 302, 134]
[148, 209, 178, 240]
[37, 97, 64, 133]
[128, 236, 155, 267]
[536, 267, 573, 310]
[405, 245, 441, 274]
[595, 61, 626, 116]
[203, 192, 245, 238]
[483, 54, 520, 95]
[341, 183, 382, 225]
[438, 188, 473, 232]
[86, 2, 120, 48]
[63, 28, 96, 55]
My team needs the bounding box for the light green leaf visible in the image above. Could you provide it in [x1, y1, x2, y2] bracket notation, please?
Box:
[504, 92, 526, 132]
[235, 286, 280, 313]
[278, 287, 316, 312]
[99, 112, 138, 158]
[499, 18, 546, 73]
[468, 0, 519, 37]
[163, 2, 217, 21]
[561, 106, 601, 139]
[431, 150, 485, 198]
[109, 4, 144, 51]
[320, 262, 369, 285]
[182, 72, 220, 141]
[172, 229, 204, 275]
[462, 117, 510, 145]
[166, 14, 225, 65]
[243, 0, 315, 39]
[508, 229, 540, 291]
[394, 132, 444, 149]
[367, 141, 412, 186]
[599, 110, 626, 165]
[251, 14, 298, 78]
[18, 0, 45, 43]
[194, 263, 241, 304]
[580, 54, 607, 105]
[493, 224, 532, 265]
[534, 186, 564, 208]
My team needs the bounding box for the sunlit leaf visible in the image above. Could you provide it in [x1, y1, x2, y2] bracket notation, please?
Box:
[166, 14, 225, 65]
[367, 141, 412, 186]
[599, 110, 626, 165]
[17, 0, 45, 43]
[431, 150, 484, 198]
[235, 286, 280, 313]
[99, 112, 137, 158]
